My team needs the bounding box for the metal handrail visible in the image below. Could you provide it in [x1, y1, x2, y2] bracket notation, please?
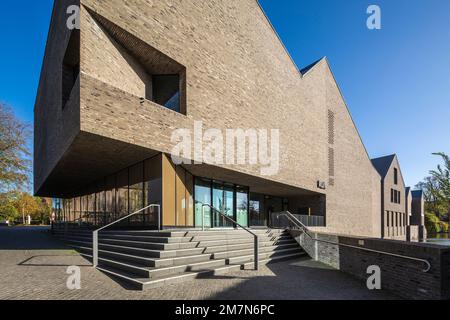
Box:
[201, 203, 259, 270]
[277, 211, 431, 273]
[92, 204, 161, 267]
[62, 213, 92, 235]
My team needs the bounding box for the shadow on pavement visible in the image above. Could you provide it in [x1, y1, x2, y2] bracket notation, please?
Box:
[0, 226, 69, 250]
[205, 257, 399, 300]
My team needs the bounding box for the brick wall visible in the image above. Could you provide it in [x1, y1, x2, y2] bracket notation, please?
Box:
[291, 229, 450, 300]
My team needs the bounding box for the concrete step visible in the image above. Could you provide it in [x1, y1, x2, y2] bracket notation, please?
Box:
[212, 243, 300, 259]
[96, 251, 305, 290]
[188, 233, 291, 242]
[58, 227, 305, 291]
[69, 244, 215, 268]
[227, 247, 304, 265]
[66, 240, 207, 258]
[99, 238, 199, 251]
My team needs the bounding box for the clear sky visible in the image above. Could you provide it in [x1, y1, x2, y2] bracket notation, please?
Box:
[0, 0, 449, 188]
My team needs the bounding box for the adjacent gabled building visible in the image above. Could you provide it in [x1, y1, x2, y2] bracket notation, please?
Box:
[371, 155, 407, 240]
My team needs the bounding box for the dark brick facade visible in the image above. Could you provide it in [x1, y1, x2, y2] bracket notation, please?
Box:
[292, 229, 450, 300]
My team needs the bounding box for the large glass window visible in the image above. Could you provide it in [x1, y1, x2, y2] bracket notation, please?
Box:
[87, 193, 96, 225]
[144, 156, 162, 227]
[129, 163, 144, 225]
[236, 187, 249, 227]
[195, 178, 212, 228]
[116, 169, 129, 218]
[105, 176, 116, 223]
[212, 182, 234, 228]
[250, 193, 265, 226]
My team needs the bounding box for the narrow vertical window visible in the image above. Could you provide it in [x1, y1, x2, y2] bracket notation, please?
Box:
[62, 30, 80, 109]
[394, 168, 398, 185]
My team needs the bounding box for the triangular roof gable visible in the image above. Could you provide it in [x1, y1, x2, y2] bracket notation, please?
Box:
[371, 154, 396, 178]
[372, 154, 406, 186]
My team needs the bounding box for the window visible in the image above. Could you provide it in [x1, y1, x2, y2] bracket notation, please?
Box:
[398, 191, 401, 204]
[62, 30, 80, 108]
[391, 189, 394, 203]
[394, 168, 398, 185]
[152, 75, 181, 112]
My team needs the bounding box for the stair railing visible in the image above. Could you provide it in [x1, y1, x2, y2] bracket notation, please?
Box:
[63, 213, 92, 236]
[92, 204, 161, 267]
[276, 211, 431, 273]
[201, 203, 259, 270]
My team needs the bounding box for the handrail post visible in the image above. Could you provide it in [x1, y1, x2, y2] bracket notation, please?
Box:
[254, 234, 258, 270]
[202, 206, 205, 231]
[93, 230, 98, 267]
[158, 206, 161, 231]
[91, 204, 159, 268]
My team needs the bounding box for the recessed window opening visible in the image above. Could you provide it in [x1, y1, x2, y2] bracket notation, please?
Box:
[152, 74, 181, 113]
[62, 30, 80, 109]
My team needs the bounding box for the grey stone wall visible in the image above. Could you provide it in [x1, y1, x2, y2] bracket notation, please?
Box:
[291, 229, 450, 300]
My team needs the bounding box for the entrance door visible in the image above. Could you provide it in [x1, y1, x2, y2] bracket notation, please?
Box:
[194, 178, 212, 228]
[194, 177, 249, 229]
[212, 182, 234, 228]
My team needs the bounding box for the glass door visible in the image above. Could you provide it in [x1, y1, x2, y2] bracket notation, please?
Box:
[212, 182, 234, 228]
[194, 178, 212, 228]
[236, 187, 249, 227]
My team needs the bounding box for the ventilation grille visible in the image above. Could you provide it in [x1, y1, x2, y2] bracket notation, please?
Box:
[328, 110, 335, 186]
[328, 147, 335, 178]
[328, 110, 335, 145]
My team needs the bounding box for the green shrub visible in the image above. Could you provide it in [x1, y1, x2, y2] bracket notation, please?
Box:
[425, 212, 442, 234]
[439, 221, 449, 233]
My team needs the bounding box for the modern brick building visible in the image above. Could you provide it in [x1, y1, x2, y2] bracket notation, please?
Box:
[34, 0, 422, 239]
[371, 155, 408, 240]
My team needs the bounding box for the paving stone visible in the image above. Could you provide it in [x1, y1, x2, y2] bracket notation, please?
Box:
[0, 227, 397, 300]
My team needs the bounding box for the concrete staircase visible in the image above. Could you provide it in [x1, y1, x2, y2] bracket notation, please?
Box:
[53, 228, 306, 290]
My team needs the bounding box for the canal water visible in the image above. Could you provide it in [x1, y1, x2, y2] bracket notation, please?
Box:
[427, 233, 450, 246]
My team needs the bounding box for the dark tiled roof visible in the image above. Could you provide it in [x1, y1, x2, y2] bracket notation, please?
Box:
[300, 58, 324, 75]
[406, 186, 411, 194]
[371, 154, 396, 178]
[412, 190, 423, 198]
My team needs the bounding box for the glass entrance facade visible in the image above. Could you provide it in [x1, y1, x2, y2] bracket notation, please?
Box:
[194, 178, 249, 228]
[54, 153, 292, 229]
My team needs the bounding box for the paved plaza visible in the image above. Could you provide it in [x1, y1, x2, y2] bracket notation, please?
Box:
[0, 227, 398, 300]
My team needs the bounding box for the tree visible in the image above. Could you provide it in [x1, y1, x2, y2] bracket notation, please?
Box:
[0, 103, 31, 191]
[13, 193, 39, 224]
[0, 192, 19, 223]
[34, 197, 52, 224]
[416, 153, 450, 224]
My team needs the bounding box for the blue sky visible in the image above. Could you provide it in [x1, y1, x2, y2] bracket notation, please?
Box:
[0, 0, 449, 188]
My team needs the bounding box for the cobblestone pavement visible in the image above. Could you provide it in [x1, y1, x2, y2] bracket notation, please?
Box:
[0, 227, 398, 300]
